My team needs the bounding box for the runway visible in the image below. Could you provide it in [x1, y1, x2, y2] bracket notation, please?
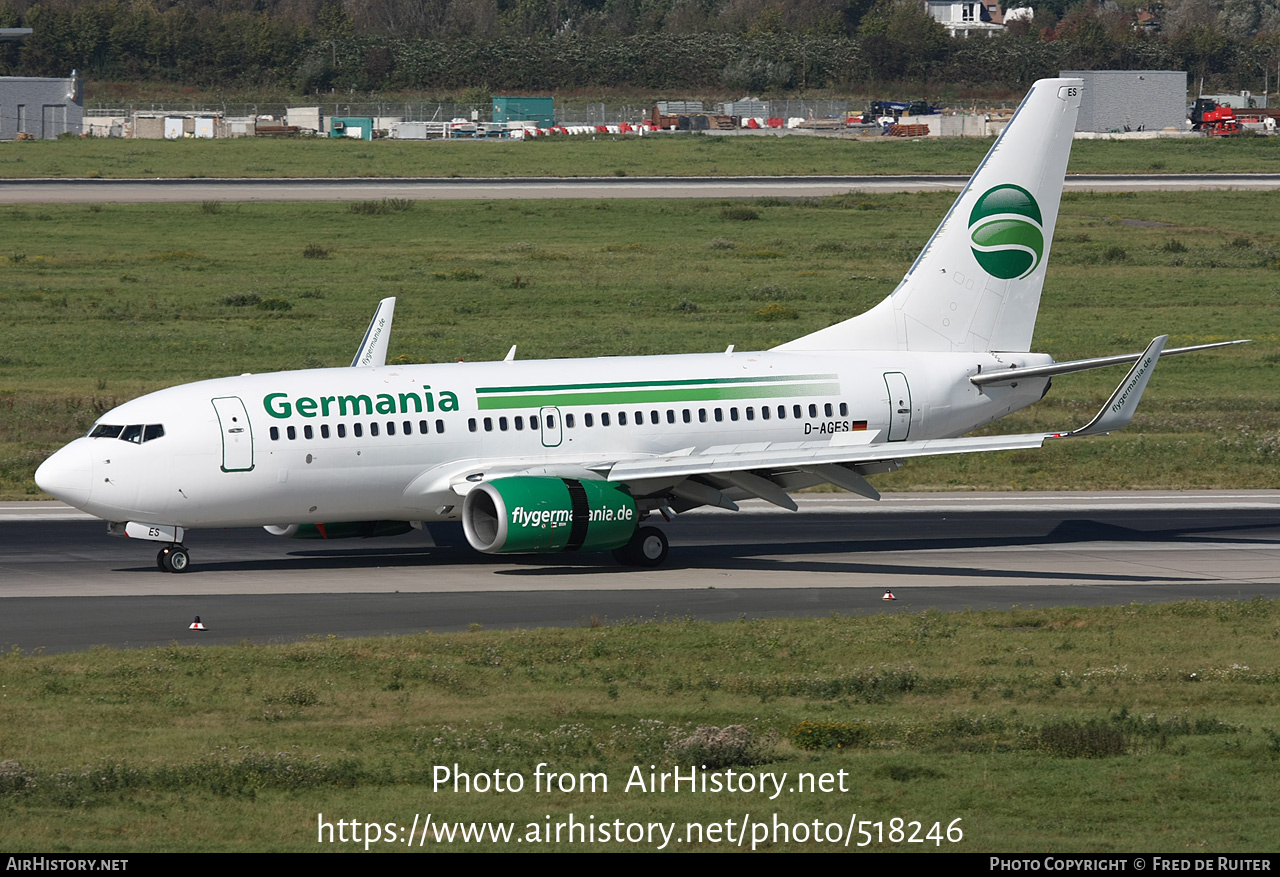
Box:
[3, 174, 1279, 203]
[2, 492, 1277, 653]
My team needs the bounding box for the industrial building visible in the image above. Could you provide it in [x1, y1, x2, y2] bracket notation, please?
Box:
[0, 75, 83, 139]
[1060, 70, 1186, 133]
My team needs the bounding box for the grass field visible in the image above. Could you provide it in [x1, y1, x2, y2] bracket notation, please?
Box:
[1, 190, 1274, 499]
[2, 133, 1280, 180]
[2, 602, 1278, 851]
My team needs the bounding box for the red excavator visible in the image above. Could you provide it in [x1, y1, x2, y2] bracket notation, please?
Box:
[1191, 98, 1240, 136]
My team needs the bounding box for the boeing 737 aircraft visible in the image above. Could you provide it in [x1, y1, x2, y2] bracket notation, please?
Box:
[35, 78, 1245, 572]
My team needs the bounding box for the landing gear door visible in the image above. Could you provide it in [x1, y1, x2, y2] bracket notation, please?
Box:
[211, 396, 255, 472]
[884, 372, 912, 442]
[539, 407, 563, 448]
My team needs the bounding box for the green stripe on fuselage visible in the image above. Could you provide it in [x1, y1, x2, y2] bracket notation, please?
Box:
[475, 374, 838, 395]
[477, 381, 842, 410]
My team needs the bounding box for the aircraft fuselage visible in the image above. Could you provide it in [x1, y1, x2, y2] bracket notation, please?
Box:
[45, 347, 1051, 529]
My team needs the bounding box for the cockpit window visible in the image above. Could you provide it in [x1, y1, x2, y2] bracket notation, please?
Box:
[89, 423, 165, 443]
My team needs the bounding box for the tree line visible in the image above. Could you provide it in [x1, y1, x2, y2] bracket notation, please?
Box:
[0, 0, 1276, 94]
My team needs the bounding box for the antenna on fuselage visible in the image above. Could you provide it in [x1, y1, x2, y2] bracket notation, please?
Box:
[350, 297, 397, 368]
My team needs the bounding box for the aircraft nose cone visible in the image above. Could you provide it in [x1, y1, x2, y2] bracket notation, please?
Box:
[35, 442, 93, 507]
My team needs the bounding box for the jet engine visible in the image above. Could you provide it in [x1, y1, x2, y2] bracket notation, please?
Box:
[462, 476, 636, 554]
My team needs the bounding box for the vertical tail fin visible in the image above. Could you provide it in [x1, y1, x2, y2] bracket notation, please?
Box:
[776, 78, 1083, 354]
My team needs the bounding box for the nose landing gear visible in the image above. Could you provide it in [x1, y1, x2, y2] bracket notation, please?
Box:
[157, 545, 191, 573]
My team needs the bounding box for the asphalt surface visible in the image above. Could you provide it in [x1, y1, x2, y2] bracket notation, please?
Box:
[2, 492, 1277, 653]
[3, 174, 1279, 203]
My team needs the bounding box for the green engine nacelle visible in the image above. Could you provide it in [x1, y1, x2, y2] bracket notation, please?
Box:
[462, 476, 637, 554]
[263, 521, 415, 539]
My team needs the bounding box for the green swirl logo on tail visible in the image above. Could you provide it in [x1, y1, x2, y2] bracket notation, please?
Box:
[969, 184, 1044, 280]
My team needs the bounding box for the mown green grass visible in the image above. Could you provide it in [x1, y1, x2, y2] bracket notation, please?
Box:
[2, 602, 1279, 851]
[2, 133, 1280, 179]
[0, 191, 1274, 499]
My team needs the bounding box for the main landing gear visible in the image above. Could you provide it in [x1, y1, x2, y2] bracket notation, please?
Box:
[157, 544, 190, 573]
[612, 526, 669, 567]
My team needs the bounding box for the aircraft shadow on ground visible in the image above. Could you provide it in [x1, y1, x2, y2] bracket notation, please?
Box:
[106, 517, 1278, 582]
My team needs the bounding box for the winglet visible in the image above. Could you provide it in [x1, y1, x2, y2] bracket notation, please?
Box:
[1062, 335, 1167, 438]
[350, 297, 396, 367]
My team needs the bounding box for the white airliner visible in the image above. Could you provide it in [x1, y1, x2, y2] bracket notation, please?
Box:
[35, 78, 1245, 572]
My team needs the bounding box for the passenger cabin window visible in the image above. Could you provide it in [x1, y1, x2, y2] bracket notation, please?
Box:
[584, 413, 594, 427]
[602, 413, 611, 427]
[370, 423, 380, 437]
[566, 414, 576, 428]
[304, 425, 314, 439]
[270, 427, 280, 441]
[338, 424, 347, 438]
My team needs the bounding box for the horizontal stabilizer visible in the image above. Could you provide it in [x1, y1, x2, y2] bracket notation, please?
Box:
[972, 338, 1248, 386]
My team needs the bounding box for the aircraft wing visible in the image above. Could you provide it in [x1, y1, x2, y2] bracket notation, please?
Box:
[603, 336, 1169, 510]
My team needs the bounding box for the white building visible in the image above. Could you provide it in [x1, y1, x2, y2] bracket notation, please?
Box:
[925, 0, 1005, 36]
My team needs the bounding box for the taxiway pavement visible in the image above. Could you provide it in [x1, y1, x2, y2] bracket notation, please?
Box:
[3, 174, 1279, 204]
[2, 492, 1277, 653]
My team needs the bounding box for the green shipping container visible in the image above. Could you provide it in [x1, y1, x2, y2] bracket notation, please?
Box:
[492, 97, 554, 126]
[329, 116, 373, 140]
